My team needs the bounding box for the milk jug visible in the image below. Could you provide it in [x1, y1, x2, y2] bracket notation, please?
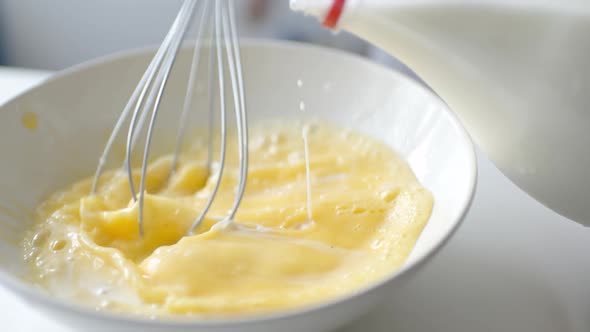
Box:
[291, 0, 590, 227]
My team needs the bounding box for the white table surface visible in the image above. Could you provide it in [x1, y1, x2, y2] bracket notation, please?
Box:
[0, 67, 588, 332]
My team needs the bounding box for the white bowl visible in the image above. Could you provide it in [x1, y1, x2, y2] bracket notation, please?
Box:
[0, 40, 476, 332]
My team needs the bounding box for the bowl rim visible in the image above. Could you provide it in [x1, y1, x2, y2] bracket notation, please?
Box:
[0, 38, 477, 327]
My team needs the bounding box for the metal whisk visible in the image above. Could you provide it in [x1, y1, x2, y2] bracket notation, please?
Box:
[91, 0, 248, 236]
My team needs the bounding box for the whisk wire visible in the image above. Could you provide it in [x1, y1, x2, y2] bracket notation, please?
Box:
[126, 0, 199, 202]
[90, 0, 191, 194]
[220, 0, 248, 222]
[187, 0, 230, 234]
[136, 0, 200, 235]
[170, 0, 212, 180]
[93, 0, 248, 237]
[206, 16, 217, 178]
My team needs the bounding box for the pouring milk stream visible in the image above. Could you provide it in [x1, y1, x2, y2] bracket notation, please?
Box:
[291, 0, 590, 227]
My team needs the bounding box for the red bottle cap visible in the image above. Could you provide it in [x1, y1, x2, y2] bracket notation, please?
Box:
[322, 0, 346, 29]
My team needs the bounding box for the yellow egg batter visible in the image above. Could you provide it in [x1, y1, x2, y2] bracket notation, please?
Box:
[23, 123, 433, 317]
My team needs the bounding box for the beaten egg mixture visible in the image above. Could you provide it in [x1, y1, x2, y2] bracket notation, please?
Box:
[24, 123, 433, 317]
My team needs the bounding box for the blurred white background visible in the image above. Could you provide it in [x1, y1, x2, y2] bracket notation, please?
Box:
[0, 0, 412, 74]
